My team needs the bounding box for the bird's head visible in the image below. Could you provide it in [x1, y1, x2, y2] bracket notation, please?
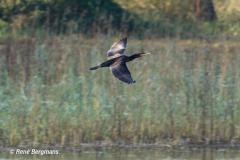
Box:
[139, 52, 151, 57]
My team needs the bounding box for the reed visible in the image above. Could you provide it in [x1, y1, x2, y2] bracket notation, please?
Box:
[0, 34, 239, 146]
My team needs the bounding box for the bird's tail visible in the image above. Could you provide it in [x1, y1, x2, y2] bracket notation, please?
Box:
[89, 65, 100, 70]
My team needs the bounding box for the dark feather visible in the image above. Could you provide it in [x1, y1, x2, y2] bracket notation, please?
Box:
[110, 62, 135, 84]
[89, 65, 100, 70]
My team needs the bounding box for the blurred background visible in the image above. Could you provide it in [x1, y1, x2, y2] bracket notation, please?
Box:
[0, 0, 239, 37]
[0, 0, 240, 147]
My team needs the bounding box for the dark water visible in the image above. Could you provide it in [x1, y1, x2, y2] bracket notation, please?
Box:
[1, 148, 240, 160]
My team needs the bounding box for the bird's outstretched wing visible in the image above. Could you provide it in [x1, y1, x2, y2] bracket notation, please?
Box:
[110, 62, 135, 84]
[107, 37, 127, 57]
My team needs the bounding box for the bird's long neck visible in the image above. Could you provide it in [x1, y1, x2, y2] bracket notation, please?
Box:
[126, 52, 148, 62]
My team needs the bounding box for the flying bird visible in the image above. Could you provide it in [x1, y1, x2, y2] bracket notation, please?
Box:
[89, 37, 150, 84]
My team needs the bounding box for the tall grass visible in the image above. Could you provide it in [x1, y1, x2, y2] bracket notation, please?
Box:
[0, 34, 240, 147]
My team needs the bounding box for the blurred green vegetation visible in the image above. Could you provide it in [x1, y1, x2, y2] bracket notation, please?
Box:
[0, 0, 240, 148]
[0, 0, 138, 35]
[0, 36, 240, 146]
[0, 0, 239, 37]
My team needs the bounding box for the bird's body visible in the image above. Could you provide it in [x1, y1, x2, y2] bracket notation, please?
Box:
[90, 37, 150, 84]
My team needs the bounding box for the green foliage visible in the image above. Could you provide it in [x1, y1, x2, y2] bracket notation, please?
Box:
[0, 0, 239, 37]
[0, 0, 137, 34]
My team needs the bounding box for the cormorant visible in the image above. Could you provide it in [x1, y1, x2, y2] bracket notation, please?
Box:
[89, 37, 150, 84]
